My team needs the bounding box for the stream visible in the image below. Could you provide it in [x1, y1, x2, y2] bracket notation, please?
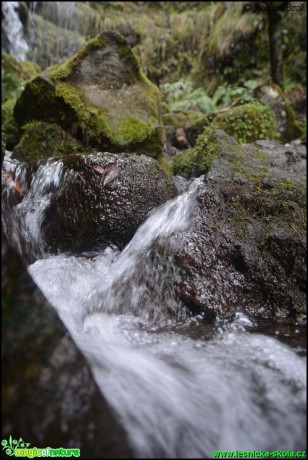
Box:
[2, 2, 306, 456]
[10, 161, 303, 458]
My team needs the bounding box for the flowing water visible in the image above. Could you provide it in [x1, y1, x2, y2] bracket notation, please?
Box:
[2, 2, 29, 61]
[3, 157, 302, 457]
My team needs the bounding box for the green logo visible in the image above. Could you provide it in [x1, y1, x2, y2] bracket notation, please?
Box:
[1, 436, 80, 458]
[1, 437, 30, 456]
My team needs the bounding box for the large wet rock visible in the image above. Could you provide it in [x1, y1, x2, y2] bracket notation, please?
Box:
[2, 234, 132, 458]
[2, 152, 177, 263]
[173, 131, 306, 320]
[112, 130, 306, 323]
[13, 31, 165, 158]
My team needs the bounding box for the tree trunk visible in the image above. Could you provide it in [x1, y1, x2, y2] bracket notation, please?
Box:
[267, 4, 284, 90]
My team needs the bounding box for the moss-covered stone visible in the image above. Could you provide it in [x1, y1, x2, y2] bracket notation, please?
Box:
[254, 83, 301, 142]
[13, 32, 165, 159]
[12, 121, 85, 162]
[173, 128, 235, 178]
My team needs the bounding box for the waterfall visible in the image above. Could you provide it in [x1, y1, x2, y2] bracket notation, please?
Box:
[26, 1, 80, 67]
[2, 1, 29, 61]
[20, 161, 306, 457]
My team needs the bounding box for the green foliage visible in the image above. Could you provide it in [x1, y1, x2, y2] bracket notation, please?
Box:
[161, 80, 216, 114]
[1, 98, 20, 149]
[203, 102, 278, 144]
[2, 52, 40, 103]
[212, 81, 259, 107]
[172, 88, 216, 114]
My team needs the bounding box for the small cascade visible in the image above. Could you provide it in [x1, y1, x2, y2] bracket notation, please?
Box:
[25, 164, 306, 456]
[2, 155, 67, 262]
[2, 2, 29, 61]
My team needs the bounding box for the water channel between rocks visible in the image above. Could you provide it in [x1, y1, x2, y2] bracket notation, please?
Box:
[24, 171, 306, 458]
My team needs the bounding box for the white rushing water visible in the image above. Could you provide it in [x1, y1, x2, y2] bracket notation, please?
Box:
[2, 157, 68, 260]
[2, 1, 29, 61]
[27, 176, 307, 457]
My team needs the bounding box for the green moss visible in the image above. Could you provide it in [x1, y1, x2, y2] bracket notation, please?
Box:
[2, 52, 40, 103]
[2, 98, 20, 149]
[203, 103, 278, 144]
[162, 110, 203, 128]
[112, 117, 152, 145]
[48, 35, 108, 81]
[55, 82, 112, 142]
[12, 121, 84, 162]
[173, 129, 226, 178]
[158, 157, 174, 176]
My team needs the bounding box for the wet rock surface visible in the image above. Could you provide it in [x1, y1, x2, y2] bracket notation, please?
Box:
[173, 132, 306, 320]
[2, 152, 177, 263]
[114, 130, 306, 322]
[2, 235, 133, 458]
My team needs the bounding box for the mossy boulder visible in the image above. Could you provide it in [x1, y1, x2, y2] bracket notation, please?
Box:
[2, 152, 177, 262]
[254, 83, 301, 143]
[12, 121, 85, 162]
[13, 32, 165, 158]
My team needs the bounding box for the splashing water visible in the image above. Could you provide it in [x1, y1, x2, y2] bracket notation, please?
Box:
[27, 171, 307, 457]
[2, 157, 67, 260]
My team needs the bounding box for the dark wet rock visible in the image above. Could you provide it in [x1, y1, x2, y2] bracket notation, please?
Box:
[122, 130, 306, 322]
[173, 131, 306, 320]
[2, 152, 177, 263]
[13, 31, 165, 158]
[2, 234, 133, 458]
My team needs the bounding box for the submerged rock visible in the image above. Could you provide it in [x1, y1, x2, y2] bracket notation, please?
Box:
[2, 152, 177, 262]
[2, 234, 132, 457]
[13, 31, 165, 158]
